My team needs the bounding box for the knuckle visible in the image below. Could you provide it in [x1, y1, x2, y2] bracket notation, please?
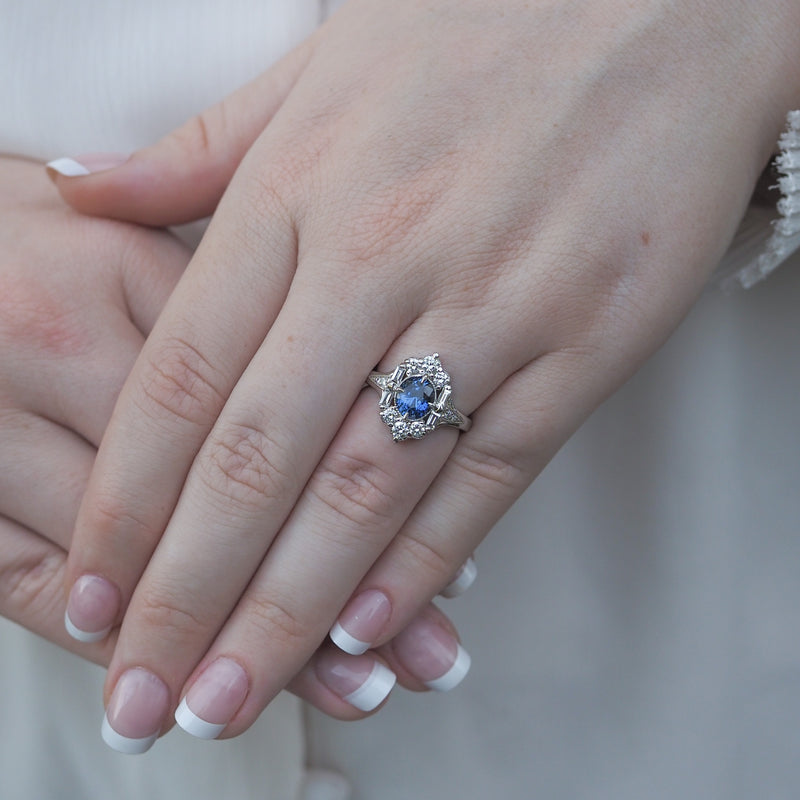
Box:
[394, 530, 453, 581]
[450, 437, 531, 501]
[327, 150, 456, 272]
[239, 594, 315, 649]
[307, 453, 397, 531]
[249, 147, 317, 204]
[234, 177, 298, 263]
[0, 549, 63, 621]
[135, 587, 210, 645]
[138, 337, 224, 427]
[171, 104, 226, 168]
[338, 186, 444, 268]
[87, 494, 156, 541]
[200, 422, 295, 514]
[0, 275, 91, 359]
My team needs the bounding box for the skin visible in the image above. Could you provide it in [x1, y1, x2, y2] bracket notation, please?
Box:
[49, 0, 800, 741]
[0, 156, 449, 733]
[0, 155, 186, 666]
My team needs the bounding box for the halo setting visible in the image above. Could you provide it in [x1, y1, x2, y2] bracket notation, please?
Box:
[367, 354, 471, 442]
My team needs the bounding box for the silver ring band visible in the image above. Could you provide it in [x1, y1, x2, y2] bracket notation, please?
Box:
[366, 353, 471, 442]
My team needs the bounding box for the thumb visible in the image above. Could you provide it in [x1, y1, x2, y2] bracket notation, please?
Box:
[46, 37, 315, 227]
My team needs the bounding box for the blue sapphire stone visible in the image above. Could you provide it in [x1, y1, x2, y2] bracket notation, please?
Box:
[396, 377, 435, 420]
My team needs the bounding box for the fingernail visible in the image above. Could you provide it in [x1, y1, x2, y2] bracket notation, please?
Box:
[46, 153, 130, 177]
[393, 616, 471, 692]
[65, 574, 119, 643]
[440, 557, 478, 599]
[101, 668, 169, 754]
[316, 651, 396, 712]
[330, 590, 392, 655]
[174, 657, 249, 740]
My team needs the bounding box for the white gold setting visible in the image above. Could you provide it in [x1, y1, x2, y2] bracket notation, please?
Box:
[366, 354, 471, 442]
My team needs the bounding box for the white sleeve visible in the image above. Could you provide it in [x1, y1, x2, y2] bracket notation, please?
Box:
[719, 110, 800, 289]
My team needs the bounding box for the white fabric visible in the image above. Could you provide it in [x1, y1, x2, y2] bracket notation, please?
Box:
[722, 111, 800, 288]
[2, 2, 800, 799]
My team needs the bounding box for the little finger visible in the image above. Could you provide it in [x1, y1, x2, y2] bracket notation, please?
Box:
[0, 516, 115, 666]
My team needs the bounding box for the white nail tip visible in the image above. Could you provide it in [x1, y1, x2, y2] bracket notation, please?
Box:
[101, 715, 158, 754]
[440, 558, 478, 599]
[329, 622, 370, 656]
[425, 644, 471, 692]
[174, 698, 227, 740]
[64, 610, 111, 643]
[46, 157, 91, 177]
[343, 662, 397, 712]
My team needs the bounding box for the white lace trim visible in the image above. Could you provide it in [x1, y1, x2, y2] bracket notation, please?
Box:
[722, 110, 800, 289]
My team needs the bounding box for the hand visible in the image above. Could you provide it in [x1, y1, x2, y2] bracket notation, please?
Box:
[0, 156, 440, 752]
[0, 155, 188, 664]
[50, 0, 799, 748]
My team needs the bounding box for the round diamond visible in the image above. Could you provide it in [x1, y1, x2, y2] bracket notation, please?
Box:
[381, 407, 401, 424]
[392, 420, 410, 440]
[396, 377, 436, 420]
[409, 422, 426, 439]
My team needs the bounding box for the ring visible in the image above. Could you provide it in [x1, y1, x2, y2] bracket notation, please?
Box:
[366, 353, 472, 442]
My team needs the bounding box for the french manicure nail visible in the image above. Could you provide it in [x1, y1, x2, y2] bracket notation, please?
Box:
[174, 657, 249, 740]
[440, 557, 478, 599]
[46, 153, 130, 177]
[393, 616, 471, 692]
[101, 668, 169, 754]
[316, 651, 396, 712]
[65, 574, 119, 643]
[330, 590, 392, 655]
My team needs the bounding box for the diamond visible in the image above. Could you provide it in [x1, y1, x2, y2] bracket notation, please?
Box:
[381, 407, 401, 424]
[432, 370, 448, 388]
[409, 422, 426, 439]
[440, 403, 463, 426]
[392, 420, 411, 441]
